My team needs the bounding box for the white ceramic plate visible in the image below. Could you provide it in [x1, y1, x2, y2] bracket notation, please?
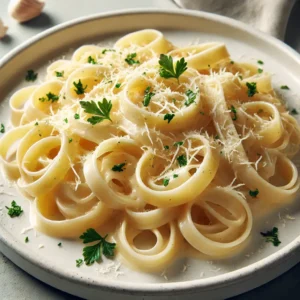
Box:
[1, 9, 300, 300]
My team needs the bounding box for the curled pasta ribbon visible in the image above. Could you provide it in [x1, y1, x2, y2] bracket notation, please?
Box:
[241, 72, 273, 95]
[121, 69, 208, 132]
[205, 78, 299, 204]
[9, 86, 37, 127]
[0, 124, 33, 180]
[114, 29, 173, 60]
[126, 204, 180, 230]
[179, 187, 252, 257]
[34, 190, 112, 238]
[115, 220, 181, 272]
[236, 101, 283, 147]
[21, 80, 63, 124]
[16, 123, 75, 197]
[65, 65, 110, 100]
[135, 134, 219, 208]
[168, 43, 229, 70]
[46, 59, 81, 81]
[84, 137, 144, 210]
[72, 45, 104, 64]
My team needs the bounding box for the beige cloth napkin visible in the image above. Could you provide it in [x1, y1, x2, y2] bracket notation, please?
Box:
[174, 0, 296, 40]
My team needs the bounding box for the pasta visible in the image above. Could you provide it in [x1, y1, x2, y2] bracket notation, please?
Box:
[1, 29, 300, 272]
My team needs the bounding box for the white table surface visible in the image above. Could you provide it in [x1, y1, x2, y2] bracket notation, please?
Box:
[1, 1, 300, 299]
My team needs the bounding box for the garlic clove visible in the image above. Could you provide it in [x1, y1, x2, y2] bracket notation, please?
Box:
[0, 19, 8, 39]
[8, 0, 45, 23]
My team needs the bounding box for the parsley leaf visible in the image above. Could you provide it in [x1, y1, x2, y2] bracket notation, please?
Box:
[68, 138, 73, 143]
[5, 200, 23, 217]
[112, 162, 126, 172]
[249, 189, 259, 198]
[0, 123, 5, 134]
[73, 79, 88, 95]
[79, 98, 112, 125]
[164, 145, 169, 150]
[174, 141, 183, 147]
[64, 118, 68, 123]
[185, 89, 196, 106]
[260, 227, 281, 246]
[290, 108, 298, 115]
[76, 258, 83, 267]
[25, 70, 38, 82]
[55, 71, 64, 77]
[58, 242, 62, 247]
[74, 113, 80, 119]
[88, 56, 96, 64]
[231, 105, 237, 121]
[281, 85, 289, 90]
[163, 178, 170, 186]
[246, 82, 257, 97]
[25, 237, 29, 243]
[115, 83, 121, 88]
[79, 228, 116, 265]
[258, 68, 263, 73]
[158, 54, 187, 83]
[39, 92, 59, 103]
[143, 86, 155, 107]
[125, 53, 140, 65]
[164, 113, 175, 123]
[257, 60, 264, 65]
[230, 60, 234, 64]
[102, 49, 115, 54]
[177, 154, 187, 167]
[173, 174, 178, 178]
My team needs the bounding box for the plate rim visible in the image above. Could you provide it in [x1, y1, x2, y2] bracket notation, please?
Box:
[1, 7, 300, 295]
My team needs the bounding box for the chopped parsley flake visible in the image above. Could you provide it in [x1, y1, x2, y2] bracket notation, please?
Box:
[290, 108, 298, 115]
[115, 83, 121, 88]
[177, 154, 187, 167]
[55, 71, 64, 77]
[143, 86, 155, 107]
[158, 54, 187, 83]
[125, 53, 140, 65]
[112, 162, 126, 172]
[174, 141, 183, 147]
[74, 113, 80, 119]
[0, 123, 5, 133]
[164, 113, 175, 123]
[163, 178, 170, 187]
[25, 70, 38, 82]
[34, 122, 39, 126]
[238, 75, 243, 80]
[249, 189, 259, 198]
[39, 92, 59, 103]
[185, 89, 197, 107]
[5, 200, 23, 218]
[230, 60, 234, 64]
[231, 105, 237, 121]
[58, 242, 62, 247]
[281, 85, 289, 90]
[73, 79, 87, 95]
[214, 135, 220, 140]
[25, 237, 29, 243]
[79, 228, 116, 265]
[246, 82, 257, 97]
[260, 227, 281, 246]
[164, 145, 169, 150]
[79, 98, 112, 125]
[88, 56, 96, 64]
[102, 49, 115, 54]
[76, 258, 83, 267]
[173, 174, 178, 178]
[258, 68, 263, 73]
[64, 118, 68, 123]
[68, 138, 73, 143]
[257, 60, 264, 65]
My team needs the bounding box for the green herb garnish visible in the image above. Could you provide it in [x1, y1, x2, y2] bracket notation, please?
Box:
[39, 92, 59, 103]
[79, 228, 116, 265]
[257, 60, 264, 65]
[76, 259, 83, 267]
[246, 82, 257, 97]
[80, 98, 112, 125]
[68, 138, 73, 143]
[158, 54, 187, 83]
[177, 154, 187, 167]
[25, 70, 38, 82]
[125, 53, 140, 65]
[55, 71, 64, 77]
[74, 113, 80, 120]
[163, 178, 170, 187]
[5, 200, 23, 218]
[64, 118, 68, 123]
[173, 174, 178, 178]
[231, 105, 237, 121]
[174, 141, 183, 147]
[281, 85, 289, 90]
[164, 145, 169, 150]
[260, 227, 281, 246]
[143, 86, 155, 107]
[0, 123, 5, 133]
[88, 56, 96, 64]
[58, 242, 62, 247]
[249, 189, 259, 198]
[185, 89, 197, 107]
[258, 68, 263, 73]
[25, 237, 29, 243]
[115, 83, 121, 88]
[111, 162, 126, 172]
[290, 108, 298, 115]
[164, 113, 175, 123]
[73, 79, 87, 95]
[102, 49, 115, 54]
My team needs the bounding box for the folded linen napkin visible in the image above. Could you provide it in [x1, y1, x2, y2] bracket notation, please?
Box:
[174, 0, 296, 40]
